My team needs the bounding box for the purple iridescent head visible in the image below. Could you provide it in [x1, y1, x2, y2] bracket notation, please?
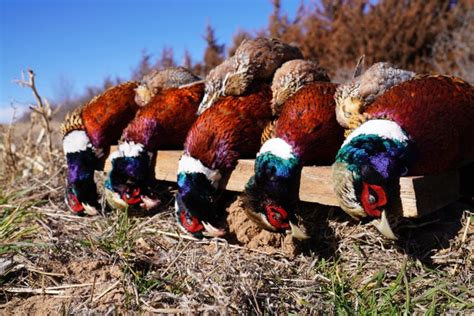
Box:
[63, 130, 100, 215]
[105, 141, 161, 211]
[332, 120, 412, 239]
[174, 154, 226, 238]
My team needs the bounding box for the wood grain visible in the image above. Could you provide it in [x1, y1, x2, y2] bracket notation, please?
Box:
[104, 148, 460, 218]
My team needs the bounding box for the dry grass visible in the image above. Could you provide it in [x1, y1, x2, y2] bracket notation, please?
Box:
[0, 121, 473, 314]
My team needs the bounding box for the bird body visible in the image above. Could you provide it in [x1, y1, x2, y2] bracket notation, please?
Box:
[123, 82, 204, 150]
[333, 75, 474, 238]
[80, 82, 140, 150]
[185, 84, 272, 172]
[335, 62, 415, 132]
[176, 38, 303, 237]
[275, 83, 345, 165]
[105, 68, 204, 211]
[352, 75, 474, 174]
[198, 37, 302, 114]
[61, 81, 139, 215]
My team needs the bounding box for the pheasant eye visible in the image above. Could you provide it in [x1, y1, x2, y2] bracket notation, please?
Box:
[67, 190, 84, 212]
[368, 189, 377, 204]
[121, 186, 141, 205]
[179, 210, 204, 233]
[265, 205, 290, 229]
[272, 212, 282, 221]
[361, 182, 387, 217]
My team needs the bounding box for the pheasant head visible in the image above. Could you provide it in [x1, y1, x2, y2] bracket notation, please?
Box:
[332, 120, 412, 239]
[174, 154, 226, 238]
[63, 130, 101, 215]
[105, 142, 161, 211]
[242, 138, 308, 239]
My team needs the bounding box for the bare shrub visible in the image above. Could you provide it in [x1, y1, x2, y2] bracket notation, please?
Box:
[430, 8, 474, 82]
[202, 23, 225, 75]
[262, 0, 471, 78]
[3, 70, 64, 180]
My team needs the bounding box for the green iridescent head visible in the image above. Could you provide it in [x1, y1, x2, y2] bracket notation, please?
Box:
[242, 138, 308, 239]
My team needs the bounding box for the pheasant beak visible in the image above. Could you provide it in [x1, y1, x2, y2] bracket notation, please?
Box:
[82, 203, 99, 216]
[288, 221, 309, 240]
[202, 221, 226, 237]
[139, 195, 161, 210]
[104, 188, 128, 210]
[371, 210, 397, 240]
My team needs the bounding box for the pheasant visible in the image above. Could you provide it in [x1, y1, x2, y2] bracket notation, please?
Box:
[242, 60, 344, 239]
[175, 83, 272, 237]
[175, 38, 302, 237]
[61, 82, 140, 215]
[197, 37, 303, 114]
[105, 67, 204, 211]
[334, 61, 415, 136]
[134, 67, 201, 106]
[332, 74, 474, 239]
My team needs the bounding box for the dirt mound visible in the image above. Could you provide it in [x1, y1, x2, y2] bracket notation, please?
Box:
[226, 198, 297, 256]
[1, 259, 125, 314]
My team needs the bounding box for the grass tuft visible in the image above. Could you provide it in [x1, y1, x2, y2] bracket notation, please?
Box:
[0, 192, 43, 255]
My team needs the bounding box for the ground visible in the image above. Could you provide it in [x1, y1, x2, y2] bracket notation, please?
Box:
[0, 122, 473, 314]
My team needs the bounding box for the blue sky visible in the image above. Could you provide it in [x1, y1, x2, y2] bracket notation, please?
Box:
[0, 0, 305, 122]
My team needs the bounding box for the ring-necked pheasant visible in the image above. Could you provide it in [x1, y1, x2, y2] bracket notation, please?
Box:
[61, 82, 140, 215]
[197, 37, 303, 114]
[242, 60, 344, 239]
[332, 74, 474, 239]
[105, 67, 204, 211]
[334, 61, 415, 136]
[175, 83, 272, 237]
[175, 38, 302, 237]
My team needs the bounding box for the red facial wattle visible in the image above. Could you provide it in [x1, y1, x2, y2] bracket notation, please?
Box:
[265, 205, 290, 229]
[360, 182, 387, 217]
[179, 210, 204, 233]
[121, 187, 141, 205]
[67, 191, 84, 213]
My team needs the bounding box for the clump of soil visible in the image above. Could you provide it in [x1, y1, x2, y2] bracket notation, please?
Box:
[1, 259, 125, 314]
[226, 198, 297, 256]
[63, 259, 123, 284]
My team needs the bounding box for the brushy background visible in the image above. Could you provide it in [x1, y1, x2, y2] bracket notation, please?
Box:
[1, 0, 473, 314]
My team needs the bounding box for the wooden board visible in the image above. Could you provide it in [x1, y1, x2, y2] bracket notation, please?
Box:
[104, 148, 460, 218]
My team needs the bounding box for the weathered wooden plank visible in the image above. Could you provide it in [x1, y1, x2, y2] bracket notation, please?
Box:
[104, 148, 460, 218]
[155, 151, 182, 182]
[299, 166, 337, 206]
[400, 171, 460, 217]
